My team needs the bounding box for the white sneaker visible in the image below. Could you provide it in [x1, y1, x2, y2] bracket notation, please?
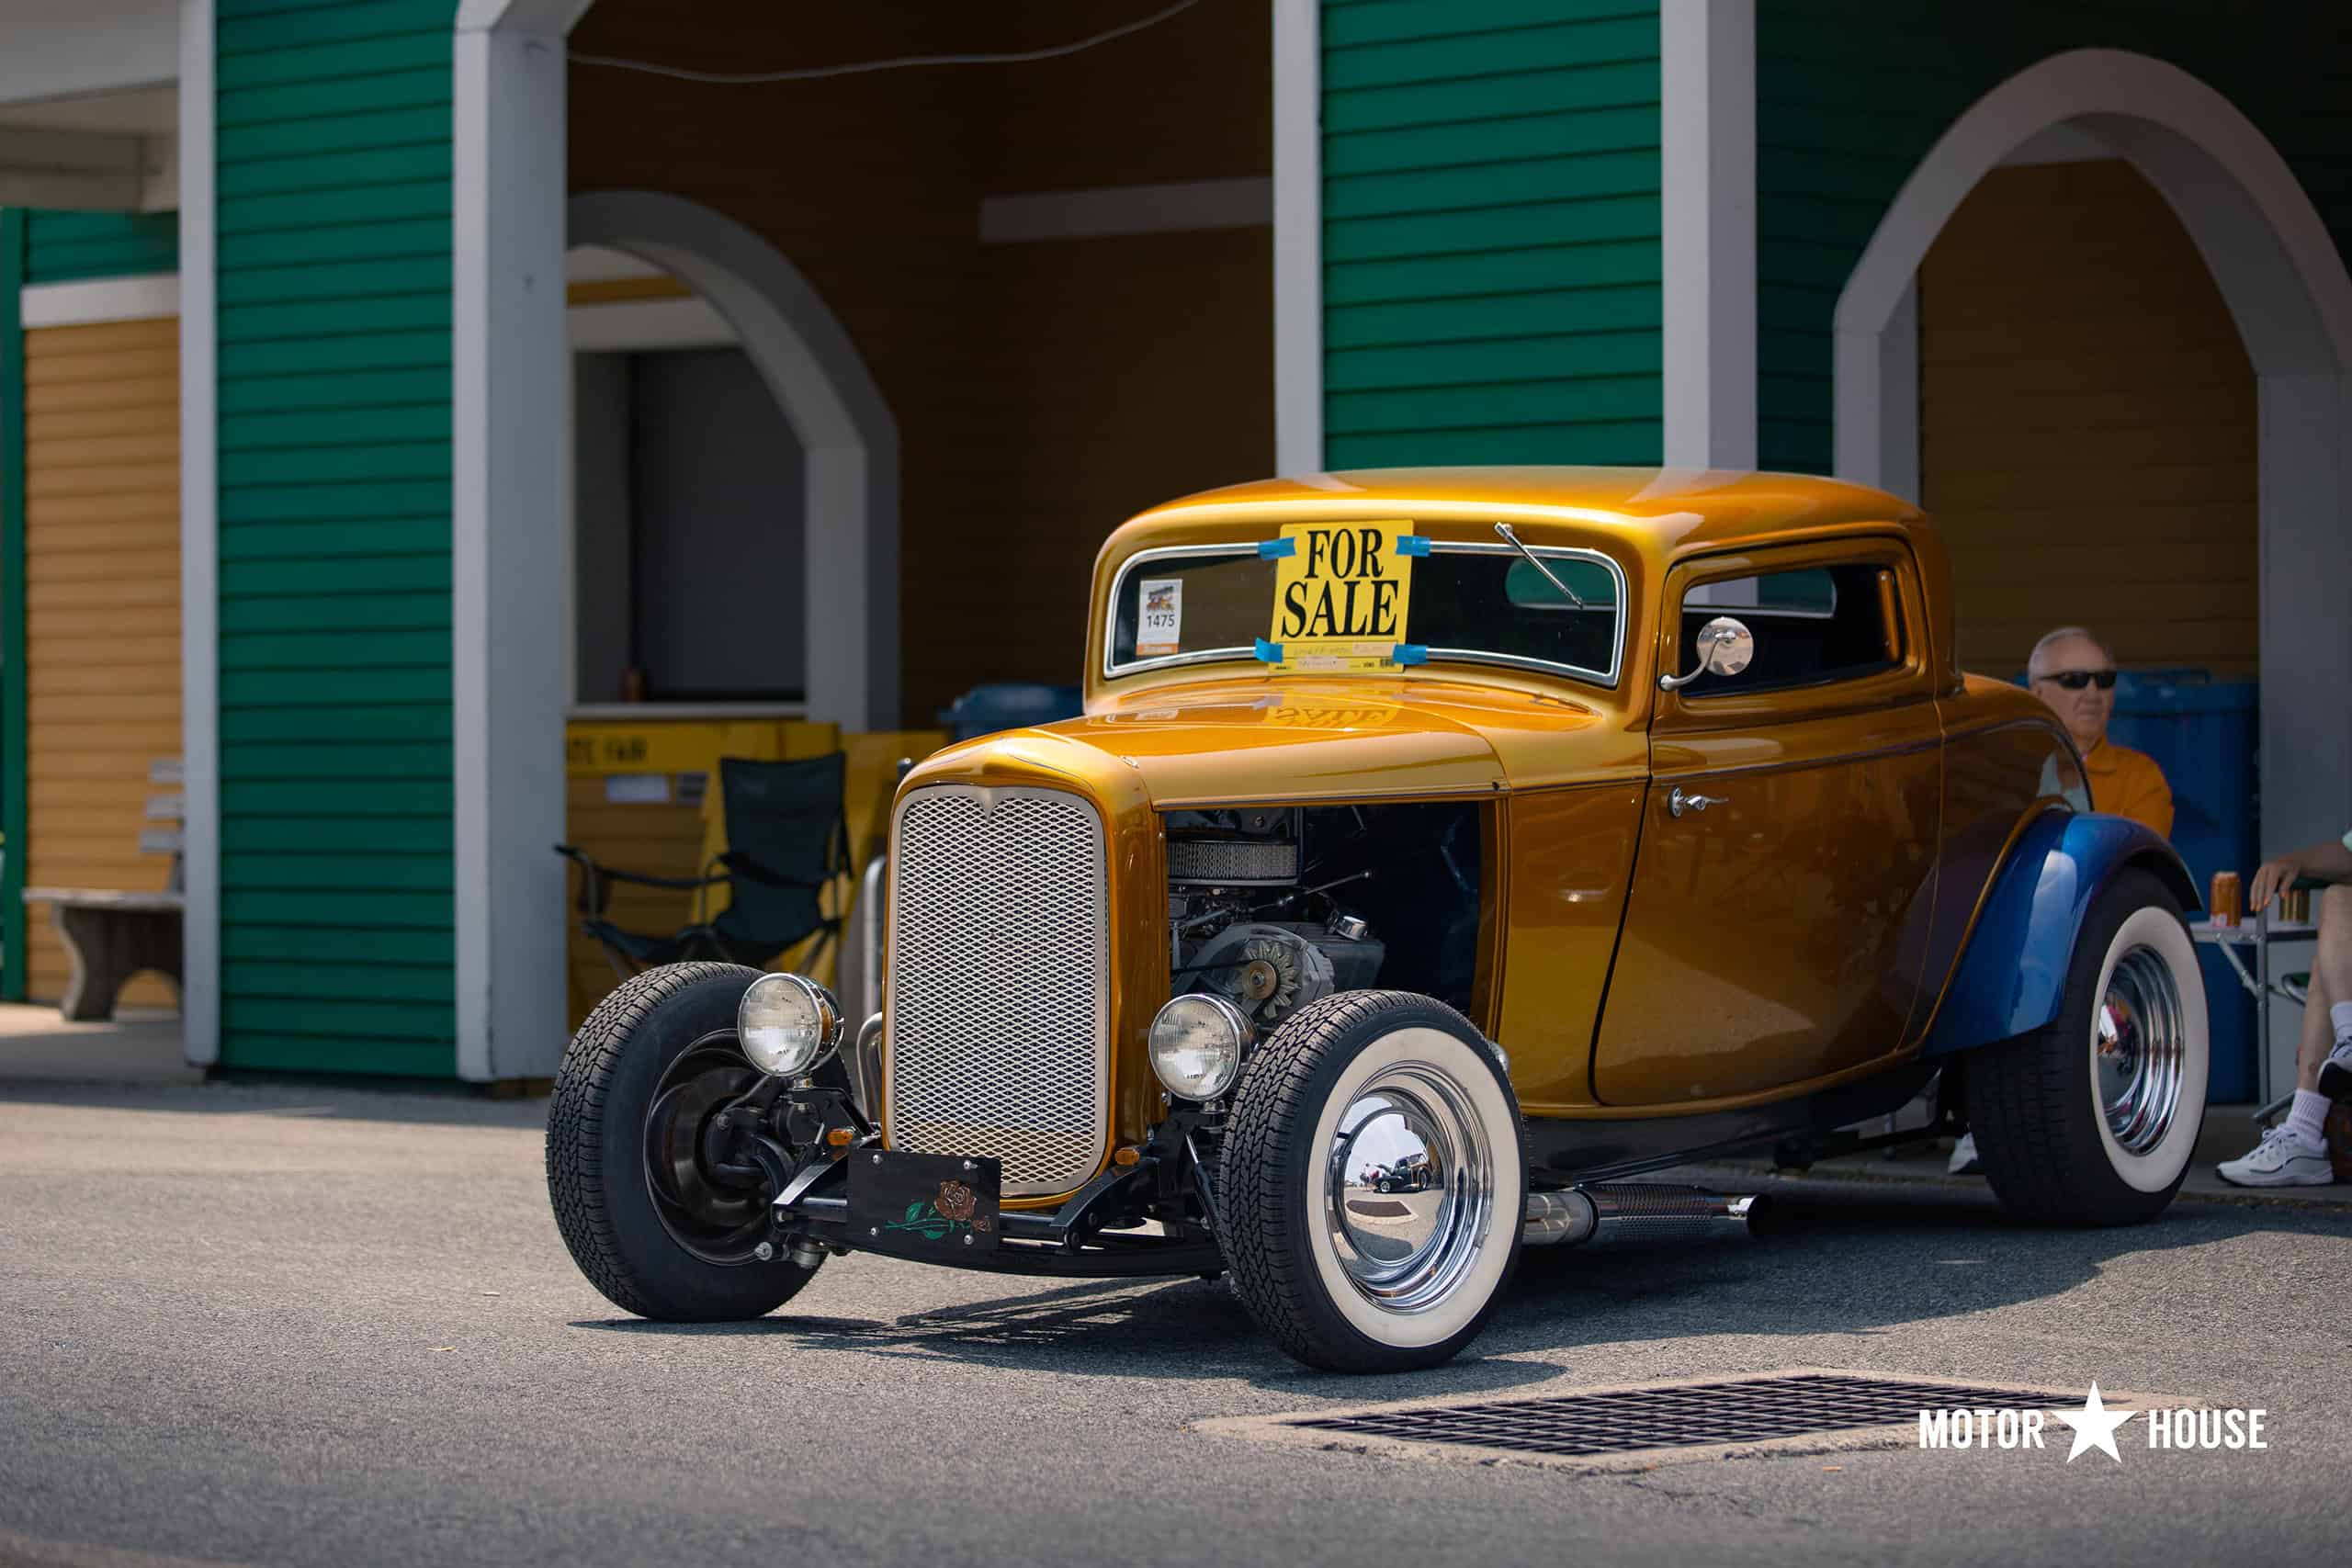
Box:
[1947, 1132, 1983, 1176]
[2217, 1126, 2335, 1188]
[2319, 1038, 2352, 1101]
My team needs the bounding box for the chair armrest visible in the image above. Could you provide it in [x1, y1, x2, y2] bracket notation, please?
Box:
[718, 850, 829, 892]
[554, 843, 724, 919]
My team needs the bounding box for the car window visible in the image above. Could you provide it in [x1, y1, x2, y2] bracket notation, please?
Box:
[1106, 540, 1624, 684]
[1675, 561, 1903, 698]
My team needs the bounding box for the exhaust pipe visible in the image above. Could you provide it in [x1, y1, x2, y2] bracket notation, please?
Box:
[1523, 1184, 1763, 1248]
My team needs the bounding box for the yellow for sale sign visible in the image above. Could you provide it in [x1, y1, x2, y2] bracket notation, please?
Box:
[1263, 521, 1420, 672]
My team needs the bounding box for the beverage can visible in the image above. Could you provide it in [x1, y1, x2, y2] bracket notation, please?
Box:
[2285, 886, 2312, 924]
[2211, 870, 2242, 928]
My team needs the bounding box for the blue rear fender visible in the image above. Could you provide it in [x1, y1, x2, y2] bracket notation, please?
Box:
[1917, 810, 2201, 1056]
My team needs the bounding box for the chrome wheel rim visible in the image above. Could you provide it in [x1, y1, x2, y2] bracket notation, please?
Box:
[1323, 1063, 1494, 1315]
[2097, 945, 2187, 1155]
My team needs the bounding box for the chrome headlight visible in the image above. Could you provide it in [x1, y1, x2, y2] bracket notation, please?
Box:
[737, 973, 842, 1077]
[1148, 994, 1251, 1101]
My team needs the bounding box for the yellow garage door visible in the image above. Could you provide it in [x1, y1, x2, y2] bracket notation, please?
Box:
[1920, 159, 2257, 678]
[21, 315, 181, 1007]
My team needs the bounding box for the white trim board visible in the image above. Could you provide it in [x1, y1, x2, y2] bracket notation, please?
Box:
[567, 294, 735, 352]
[1659, 0, 1757, 470]
[20, 272, 177, 327]
[175, 0, 219, 1068]
[1272, 0, 1320, 474]
[450, 1, 588, 1080]
[978, 177, 1271, 243]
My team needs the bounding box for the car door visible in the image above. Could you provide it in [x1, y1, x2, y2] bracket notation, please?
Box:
[1591, 538, 1944, 1108]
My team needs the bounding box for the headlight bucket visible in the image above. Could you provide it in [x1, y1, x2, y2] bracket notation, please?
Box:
[1148, 994, 1252, 1101]
[737, 973, 843, 1077]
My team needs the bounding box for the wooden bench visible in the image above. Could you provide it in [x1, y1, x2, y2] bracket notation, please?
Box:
[17, 758, 187, 1021]
[19, 887, 185, 1021]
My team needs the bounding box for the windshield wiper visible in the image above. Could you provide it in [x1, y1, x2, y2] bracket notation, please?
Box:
[1492, 522, 1587, 609]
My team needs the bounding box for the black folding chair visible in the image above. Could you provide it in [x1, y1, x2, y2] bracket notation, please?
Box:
[556, 753, 850, 980]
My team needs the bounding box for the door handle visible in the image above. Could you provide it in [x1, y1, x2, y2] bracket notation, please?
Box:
[1668, 786, 1727, 818]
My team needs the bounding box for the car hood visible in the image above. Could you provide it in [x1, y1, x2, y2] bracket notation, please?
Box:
[957, 677, 1641, 805]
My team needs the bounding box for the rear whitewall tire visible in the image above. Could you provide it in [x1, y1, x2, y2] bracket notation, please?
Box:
[2089, 906, 2207, 1195]
[1963, 867, 2207, 1225]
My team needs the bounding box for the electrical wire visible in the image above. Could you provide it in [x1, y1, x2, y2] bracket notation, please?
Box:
[570, 0, 1203, 85]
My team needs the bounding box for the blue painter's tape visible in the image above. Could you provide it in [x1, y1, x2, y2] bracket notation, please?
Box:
[1254, 637, 1283, 662]
[1391, 644, 1429, 665]
[1257, 537, 1295, 558]
[1396, 535, 1431, 557]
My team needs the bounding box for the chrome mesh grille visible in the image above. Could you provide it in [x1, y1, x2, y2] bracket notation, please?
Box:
[885, 785, 1109, 1196]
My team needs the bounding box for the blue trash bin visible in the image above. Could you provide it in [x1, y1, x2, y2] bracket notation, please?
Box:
[2104, 671, 2261, 1103]
[937, 682, 1084, 743]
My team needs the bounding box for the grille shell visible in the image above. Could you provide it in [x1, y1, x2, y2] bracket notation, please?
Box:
[884, 784, 1111, 1197]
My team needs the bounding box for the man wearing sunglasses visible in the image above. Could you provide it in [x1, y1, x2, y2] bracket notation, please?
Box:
[2025, 626, 2174, 836]
[1952, 626, 2177, 1175]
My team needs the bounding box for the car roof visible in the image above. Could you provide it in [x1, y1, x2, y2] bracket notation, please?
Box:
[1124, 466, 1926, 560]
[1091, 466, 1959, 701]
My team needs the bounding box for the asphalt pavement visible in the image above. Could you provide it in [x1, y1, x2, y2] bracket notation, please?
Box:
[4, 1070, 2349, 1568]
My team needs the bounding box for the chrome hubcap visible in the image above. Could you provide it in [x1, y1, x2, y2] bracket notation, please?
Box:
[1324, 1063, 1494, 1314]
[2097, 945, 2188, 1155]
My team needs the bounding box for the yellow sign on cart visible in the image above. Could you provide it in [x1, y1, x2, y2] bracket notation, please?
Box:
[1263, 520, 1421, 672]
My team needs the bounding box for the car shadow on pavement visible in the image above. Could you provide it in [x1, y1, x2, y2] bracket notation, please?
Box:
[1482, 1183, 2352, 1360]
[581, 1182, 2349, 1389]
[570, 1276, 1566, 1398]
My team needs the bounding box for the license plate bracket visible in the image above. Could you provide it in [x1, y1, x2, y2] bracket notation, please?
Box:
[847, 1148, 1002, 1252]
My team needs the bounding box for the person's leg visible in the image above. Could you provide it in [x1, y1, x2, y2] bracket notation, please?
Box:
[2218, 891, 2345, 1184]
[2294, 935, 2334, 1093]
[2312, 884, 2352, 1100]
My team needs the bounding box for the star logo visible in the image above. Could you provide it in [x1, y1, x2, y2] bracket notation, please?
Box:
[2053, 1382, 2138, 1463]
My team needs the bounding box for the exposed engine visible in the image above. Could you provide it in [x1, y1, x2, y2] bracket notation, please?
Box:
[1165, 806, 1404, 1028]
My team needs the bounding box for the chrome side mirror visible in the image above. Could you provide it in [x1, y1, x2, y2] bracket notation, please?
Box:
[1658, 615, 1755, 691]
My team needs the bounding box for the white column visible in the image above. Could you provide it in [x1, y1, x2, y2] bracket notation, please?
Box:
[177, 0, 220, 1066]
[452, 1, 591, 1079]
[1272, 0, 1323, 474]
[1660, 0, 1757, 470]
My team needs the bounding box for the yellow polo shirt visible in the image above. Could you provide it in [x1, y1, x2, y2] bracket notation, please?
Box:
[2084, 739, 2174, 838]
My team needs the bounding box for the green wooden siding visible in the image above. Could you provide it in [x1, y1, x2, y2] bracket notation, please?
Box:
[22, 211, 180, 284]
[215, 0, 458, 1077]
[1320, 0, 1663, 468]
[1757, 0, 2352, 474]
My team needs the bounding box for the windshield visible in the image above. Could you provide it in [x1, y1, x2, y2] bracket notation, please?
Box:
[1106, 537, 1624, 685]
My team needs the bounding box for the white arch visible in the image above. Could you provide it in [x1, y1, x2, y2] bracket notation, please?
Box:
[1833, 49, 2352, 1093]
[1835, 48, 2352, 484]
[569, 189, 901, 730]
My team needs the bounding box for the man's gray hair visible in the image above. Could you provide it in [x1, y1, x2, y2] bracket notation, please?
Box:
[2028, 626, 2114, 678]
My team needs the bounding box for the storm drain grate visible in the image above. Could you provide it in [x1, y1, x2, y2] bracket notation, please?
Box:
[1285, 1373, 2064, 1458]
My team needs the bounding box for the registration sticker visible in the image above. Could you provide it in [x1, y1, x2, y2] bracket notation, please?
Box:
[1136, 577, 1183, 657]
[1265, 521, 1419, 672]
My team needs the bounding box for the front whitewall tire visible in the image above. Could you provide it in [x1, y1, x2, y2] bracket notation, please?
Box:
[1220, 990, 1526, 1372]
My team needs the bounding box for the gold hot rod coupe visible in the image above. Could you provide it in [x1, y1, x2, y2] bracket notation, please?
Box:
[548, 468, 2208, 1372]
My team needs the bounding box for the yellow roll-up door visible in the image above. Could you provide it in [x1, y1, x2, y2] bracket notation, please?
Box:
[21, 315, 181, 1007]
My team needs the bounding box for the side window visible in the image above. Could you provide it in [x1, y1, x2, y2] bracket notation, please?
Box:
[1678, 561, 1904, 697]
